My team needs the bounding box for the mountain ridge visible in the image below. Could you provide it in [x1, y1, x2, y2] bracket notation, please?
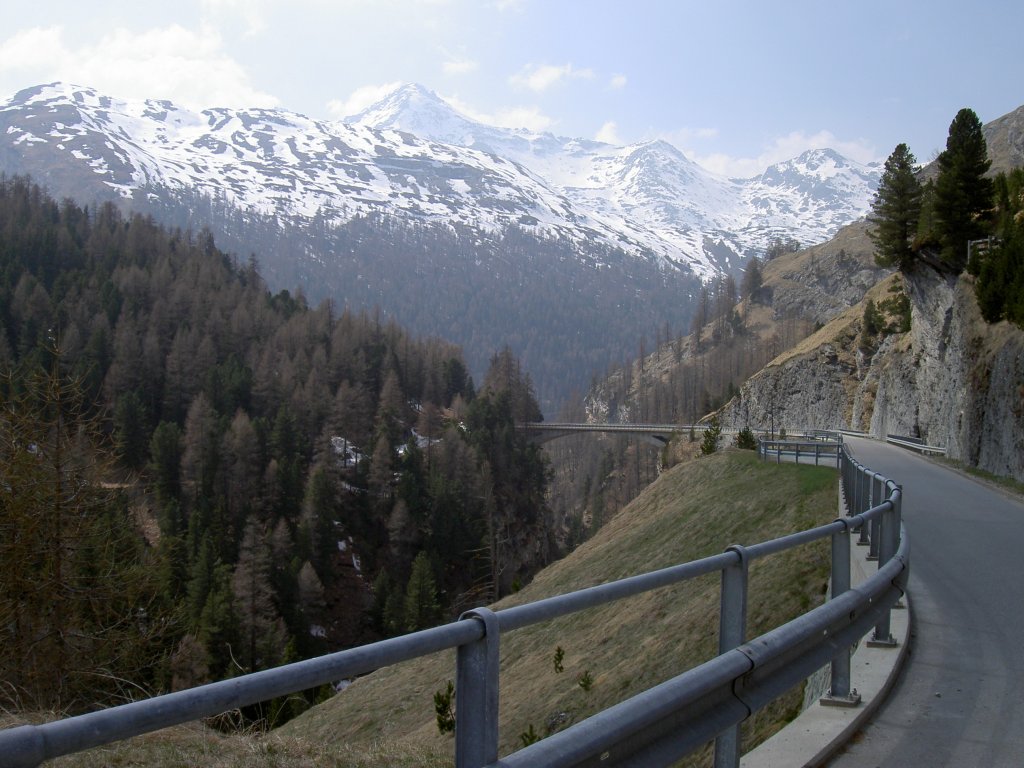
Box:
[1, 81, 880, 280]
[346, 83, 881, 276]
[0, 81, 898, 410]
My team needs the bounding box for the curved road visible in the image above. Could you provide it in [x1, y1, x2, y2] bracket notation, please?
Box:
[828, 437, 1024, 767]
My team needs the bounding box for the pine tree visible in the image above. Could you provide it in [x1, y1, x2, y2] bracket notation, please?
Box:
[741, 256, 764, 304]
[933, 108, 993, 272]
[700, 417, 722, 456]
[149, 421, 183, 502]
[868, 143, 923, 271]
[0, 352, 166, 711]
[403, 551, 441, 632]
[232, 521, 288, 671]
[976, 170, 1024, 326]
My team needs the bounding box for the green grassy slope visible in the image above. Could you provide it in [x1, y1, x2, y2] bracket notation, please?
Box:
[30, 449, 836, 767]
[284, 449, 837, 764]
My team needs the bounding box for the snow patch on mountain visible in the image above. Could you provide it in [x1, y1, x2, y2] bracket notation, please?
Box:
[347, 84, 880, 274]
[0, 82, 880, 280]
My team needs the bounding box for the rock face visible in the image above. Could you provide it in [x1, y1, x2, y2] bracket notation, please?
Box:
[871, 269, 1024, 480]
[761, 220, 891, 325]
[723, 268, 1024, 482]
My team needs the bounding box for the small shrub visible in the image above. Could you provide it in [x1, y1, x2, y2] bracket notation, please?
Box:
[700, 417, 722, 456]
[735, 426, 757, 450]
[520, 723, 541, 746]
[553, 646, 565, 674]
[433, 680, 455, 735]
[577, 670, 594, 692]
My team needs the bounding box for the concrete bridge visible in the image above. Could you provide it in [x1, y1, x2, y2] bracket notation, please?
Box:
[520, 422, 705, 448]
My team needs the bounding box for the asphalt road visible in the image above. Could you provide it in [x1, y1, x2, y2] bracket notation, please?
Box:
[827, 438, 1024, 767]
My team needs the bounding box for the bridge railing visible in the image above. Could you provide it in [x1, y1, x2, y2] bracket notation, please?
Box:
[1, 444, 907, 768]
[757, 438, 843, 467]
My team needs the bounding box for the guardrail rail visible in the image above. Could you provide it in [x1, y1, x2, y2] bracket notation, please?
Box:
[0, 442, 908, 768]
[758, 438, 843, 467]
[885, 434, 947, 455]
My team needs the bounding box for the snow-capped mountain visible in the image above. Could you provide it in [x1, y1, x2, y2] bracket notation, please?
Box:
[348, 83, 881, 274]
[0, 81, 884, 411]
[0, 83, 630, 253]
[1, 82, 878, 281]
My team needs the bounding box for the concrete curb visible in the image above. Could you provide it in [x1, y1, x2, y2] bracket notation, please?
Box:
[740, 488, 911, 767]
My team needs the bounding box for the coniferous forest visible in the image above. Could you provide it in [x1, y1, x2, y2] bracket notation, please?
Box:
[0, 176, 553, 721]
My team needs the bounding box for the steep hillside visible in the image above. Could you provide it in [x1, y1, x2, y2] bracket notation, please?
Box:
[721, 266, 1024, 482]
[281, 450, 836, 763]
[757, 220, 891, 325]
[10, 451, 837, 767]
[0, 82, 886, 410]
[981, 103, 1024, 176]
[574, 219, 892, 429]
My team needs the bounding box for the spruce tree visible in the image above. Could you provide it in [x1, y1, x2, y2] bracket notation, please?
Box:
[741, 256, 764, 304]
[403, 551, 440, 632]
[868, 143, 923, 271]
[0, 352, 166, 711]
[933, 108, 993, 272]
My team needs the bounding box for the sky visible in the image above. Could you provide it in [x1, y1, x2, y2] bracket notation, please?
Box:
[0, 0, 1021, 178]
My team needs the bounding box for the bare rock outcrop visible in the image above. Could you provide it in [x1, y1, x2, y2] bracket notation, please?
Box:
[723, 267, 1024, 482]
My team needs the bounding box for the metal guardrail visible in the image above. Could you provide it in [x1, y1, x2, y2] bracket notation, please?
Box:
[0, 444, 908, 768]
[758, 439, 843, 467]
[885, 434, 947, 456]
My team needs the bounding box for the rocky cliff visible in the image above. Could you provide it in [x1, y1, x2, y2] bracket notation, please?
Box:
[722, 267, 1024, 482]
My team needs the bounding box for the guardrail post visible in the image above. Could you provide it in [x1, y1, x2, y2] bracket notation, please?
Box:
[856, 468, 872, 548]
[869, 487, 901, 648]
[456, 608, 500, 768]
[867, 474, 881, 560]
[715, 545, 748, 768]
[821, 520, 861, 707]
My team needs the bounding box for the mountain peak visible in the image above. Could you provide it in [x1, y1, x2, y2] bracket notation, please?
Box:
[753, 147, 877, 186]
[345, 83, 479, 142]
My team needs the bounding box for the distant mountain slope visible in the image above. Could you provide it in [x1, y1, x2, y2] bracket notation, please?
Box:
[0, 83, 631, 255]
[0, 83, 881, 281]
[0, 82, 916, 411]
[982, 103, 1024, 173]
[0, 83, 705, 410]
[349, 83, 881, 276]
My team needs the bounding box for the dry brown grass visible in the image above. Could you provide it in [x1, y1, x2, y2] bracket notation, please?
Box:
[0, 714, 450, 768]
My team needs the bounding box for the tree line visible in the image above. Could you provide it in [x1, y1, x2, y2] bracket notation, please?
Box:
[0, 176, 553, 721]
[868, 107, 1024, 326]
[132, 184, 703, 414]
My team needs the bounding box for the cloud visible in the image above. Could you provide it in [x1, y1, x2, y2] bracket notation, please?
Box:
[609, 74, 627, 90]
[491, 106, 554, 132]
[682, 129, 880, 178]
[200, 0, 268, 36]
[509, 63, 593, 93]
[595, 121, 621, 145]
[0, 24, 279, 110]
[443, 94, 555, 132]
[0, 26, 71, 74]
[439, 47, 478, 75]
[326, 82, 403, 118]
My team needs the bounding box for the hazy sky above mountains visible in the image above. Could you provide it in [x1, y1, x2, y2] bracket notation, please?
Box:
[1, 0, 1020, 178]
